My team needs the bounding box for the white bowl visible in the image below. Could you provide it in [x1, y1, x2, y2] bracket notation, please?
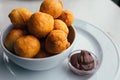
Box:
[0, 25, 76, 71]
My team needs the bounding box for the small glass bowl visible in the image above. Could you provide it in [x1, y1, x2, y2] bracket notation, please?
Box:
[68, 49, 99, 75]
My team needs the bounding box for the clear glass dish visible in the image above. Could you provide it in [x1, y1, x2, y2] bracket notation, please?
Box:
[68, 49, 99, 76]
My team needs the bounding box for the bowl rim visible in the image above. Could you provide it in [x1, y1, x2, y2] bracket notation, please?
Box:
[1, 24, 76, 61]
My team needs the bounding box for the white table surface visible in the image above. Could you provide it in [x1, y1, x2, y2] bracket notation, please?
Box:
[0, 0, 120, 79]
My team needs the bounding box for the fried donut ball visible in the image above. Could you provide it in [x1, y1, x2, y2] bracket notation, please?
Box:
[54, 19, 69, 35]
[27, 12, 54, 38]
[34, 38, 51, 58]
[34, 49, 48, 58]
[4, 29, 25, 52]
[45, 30, 70, 54]
[8, 8, 32, 29]
[40, 0, 63, 18]
[58, 10, 74, 26]
[14, 35, 40, 58]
